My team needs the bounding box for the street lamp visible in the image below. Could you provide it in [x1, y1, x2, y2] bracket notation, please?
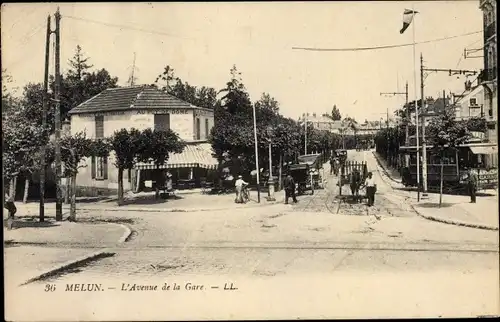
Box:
[266, 125, 276, 202]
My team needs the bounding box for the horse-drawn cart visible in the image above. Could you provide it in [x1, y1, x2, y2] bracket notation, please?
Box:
[288, 153, 325, 195]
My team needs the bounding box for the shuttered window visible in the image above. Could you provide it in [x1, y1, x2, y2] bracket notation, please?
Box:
[205, 119, 209, 139]
[154, 114, 170, 131]
[92, 156, 108, 180]
[196, 118, 201, 140]
[95, 116, 104, 138]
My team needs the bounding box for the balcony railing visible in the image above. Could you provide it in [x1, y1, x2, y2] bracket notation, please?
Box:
[484, 21, 496, 40]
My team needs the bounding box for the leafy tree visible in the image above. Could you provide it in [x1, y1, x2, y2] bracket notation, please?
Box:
[427, 107, 471, 207]
[210, 65, 255, 180]
[331, 104, 342, 120]
[60, 132, 101, 221]
[110, 128, 142, 205]
[67, 45, 93, 81]
[137, 129, 186, 199]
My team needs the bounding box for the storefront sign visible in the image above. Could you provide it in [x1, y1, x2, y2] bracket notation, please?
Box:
[137, 109, 190, 115]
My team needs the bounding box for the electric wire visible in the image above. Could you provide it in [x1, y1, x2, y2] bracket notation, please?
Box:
[292, 31, 482, 52]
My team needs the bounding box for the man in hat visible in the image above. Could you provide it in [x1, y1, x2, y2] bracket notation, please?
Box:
[363, 172, 377, 207]
[283, 173, 298, 204]
[465, 167, 478, 203]
[234, 175, 248, 203]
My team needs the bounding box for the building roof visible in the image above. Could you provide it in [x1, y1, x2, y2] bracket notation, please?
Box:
[68, 86, 202, 115]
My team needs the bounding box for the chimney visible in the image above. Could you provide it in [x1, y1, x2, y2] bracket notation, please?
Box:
[313, 113, 316, 117]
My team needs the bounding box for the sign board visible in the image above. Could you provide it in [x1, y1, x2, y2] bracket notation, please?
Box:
[137, 109, 190, 115]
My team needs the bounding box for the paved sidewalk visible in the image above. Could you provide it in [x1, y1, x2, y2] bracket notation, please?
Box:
[372, 151, 499, 230]
[4, 217, 128, 245]
[15, 189, 287, 215]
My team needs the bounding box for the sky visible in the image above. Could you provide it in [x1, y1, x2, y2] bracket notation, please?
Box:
[1, 1, 484, 122]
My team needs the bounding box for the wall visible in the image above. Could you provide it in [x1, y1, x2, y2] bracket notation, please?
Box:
[455, 86, 485, 120]
[70, 108, 215, 195]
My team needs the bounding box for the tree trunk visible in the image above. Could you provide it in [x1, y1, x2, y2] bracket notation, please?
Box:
[10, 176, 17, 201]
[117, 168, 124, 206]
[69, 174, 77, 221]
[278, 153, 283, 191]
[155, 167, 160, 199]
[23, 177, 30, 203]
[439, 159, 444, 208]
[64, 176, 69, 204]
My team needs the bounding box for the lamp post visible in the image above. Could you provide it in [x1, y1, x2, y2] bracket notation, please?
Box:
[267, 125, 276, 201]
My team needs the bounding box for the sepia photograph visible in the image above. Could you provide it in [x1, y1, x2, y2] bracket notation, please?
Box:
[2, 1, 499, 320]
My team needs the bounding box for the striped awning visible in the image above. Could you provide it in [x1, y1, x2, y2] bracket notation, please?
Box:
[135, 143, 218, 170]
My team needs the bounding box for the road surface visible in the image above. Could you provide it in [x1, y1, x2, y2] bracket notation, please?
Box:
[7, 150, 499, 319]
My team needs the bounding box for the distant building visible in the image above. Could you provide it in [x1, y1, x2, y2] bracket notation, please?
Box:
[67, 86, 218, 196]
[454, 85, 485, 120]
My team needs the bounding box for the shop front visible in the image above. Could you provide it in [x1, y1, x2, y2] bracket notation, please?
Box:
[133, 142, 219, 192]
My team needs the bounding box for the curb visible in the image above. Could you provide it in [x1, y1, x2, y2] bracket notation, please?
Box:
[371, 152, 403, 185]
[19, 221, 132, 286]
[18, 199, 286, 214]
[410, 204, 499, 231]
[20, 250, 116, 286]
[117, 223, 133, 243]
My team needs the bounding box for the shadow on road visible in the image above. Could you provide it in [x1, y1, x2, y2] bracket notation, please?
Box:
[415, 202, 456, 209]
[3, 218, 59, 229]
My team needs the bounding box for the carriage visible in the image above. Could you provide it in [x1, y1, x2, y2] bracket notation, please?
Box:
[288, 153, 324, 195]
[333, 149, 348, 165]
[399, 139, 498, 193]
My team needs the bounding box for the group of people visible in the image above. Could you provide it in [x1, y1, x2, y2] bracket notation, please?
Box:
[330, 157, 341, 176]
[233, 173, 298, 205]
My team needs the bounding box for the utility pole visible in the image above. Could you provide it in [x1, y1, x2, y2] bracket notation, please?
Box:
[304, 114, 308, 155]
[39, 15, 52, 222]
[54, 8, 63, 221]
[420, 53, 428, 197]
[128, 52, 138, 86]
[419, 55, 478, 198]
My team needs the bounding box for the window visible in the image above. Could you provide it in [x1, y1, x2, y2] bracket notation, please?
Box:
[154, 114, 170, 131]
[91, 156, 108, 180]
[196, 118, 201, 140]
[469, 98, 477, 106]
[95, 115, 104, 138]
[205, 119, 209, 139]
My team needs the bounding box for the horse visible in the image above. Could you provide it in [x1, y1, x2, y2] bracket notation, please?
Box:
[349, 169, 363, 202]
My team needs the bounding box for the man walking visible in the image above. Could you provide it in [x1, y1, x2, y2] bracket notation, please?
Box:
[466, 167, 478, 203]
[234, 175, 248, 204]
[363, 172, 377, 207]
[283, 173, 297, 204]
[4, 191, 16, 230]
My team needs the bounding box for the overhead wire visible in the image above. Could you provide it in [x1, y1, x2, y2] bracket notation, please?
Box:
[63, 15, 196, 41]
[291, 31, 482, 52]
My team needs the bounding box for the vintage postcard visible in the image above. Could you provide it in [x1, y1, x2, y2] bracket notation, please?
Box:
[2, 1, 499, 320]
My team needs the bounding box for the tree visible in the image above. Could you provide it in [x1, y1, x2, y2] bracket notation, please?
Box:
[331, 105, 342, 120]
[155, 65, 176, 93]
[210, 65, 255, 179]
[110, 128, 142, 205]
[60, 132, 102, 221]
[427, 107, 471, 207]
[67, 45, 93, 81]
[137, 129, 186, 199]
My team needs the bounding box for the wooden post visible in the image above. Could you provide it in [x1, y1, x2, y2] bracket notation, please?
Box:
[23, 177, 29, 203]
[439, 151, 444, 208]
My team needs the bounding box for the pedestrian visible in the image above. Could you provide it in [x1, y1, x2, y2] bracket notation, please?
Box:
[283, 173, 298, 204]
[330, 157, 335, 175]
[234, 175, 248, 204]
[466, 167, 478, 203]
[363, 172, 377, 207]
[334, 158, 340, 176]
[4, 192, 16, 230]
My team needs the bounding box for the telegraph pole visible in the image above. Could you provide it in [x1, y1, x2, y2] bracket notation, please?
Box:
[419, 54, 478, 198]
[54, 8, 63, 221]
[380, 83, 409, 167]
[304, 114, 308, 154]
[420, 53, 428, 197]
[39, 15, 52, 222]
[128, 52, 138, 86]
